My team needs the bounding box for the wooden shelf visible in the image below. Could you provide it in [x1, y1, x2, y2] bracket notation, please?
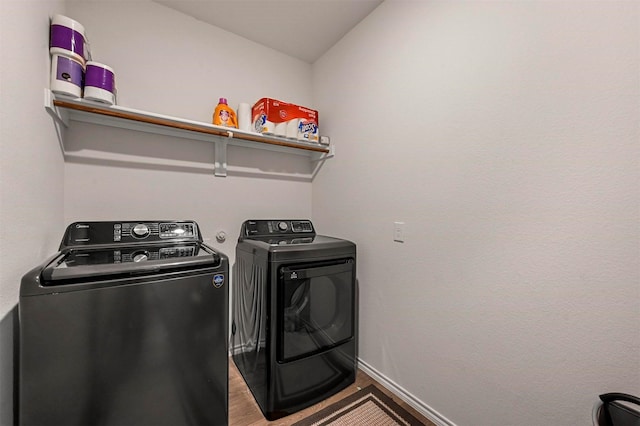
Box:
[44, 89, 332, 177]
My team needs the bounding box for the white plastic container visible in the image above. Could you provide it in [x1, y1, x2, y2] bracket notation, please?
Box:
[50, 53, 84, 98]
[83, 61, 116, 104]
[49, 15, 88, 65]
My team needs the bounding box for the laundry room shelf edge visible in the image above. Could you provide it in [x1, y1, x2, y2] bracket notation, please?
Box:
[44, 89, 333, 177]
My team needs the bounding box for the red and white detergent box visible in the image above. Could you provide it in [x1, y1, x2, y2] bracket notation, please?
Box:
[252, 98, 319, 143]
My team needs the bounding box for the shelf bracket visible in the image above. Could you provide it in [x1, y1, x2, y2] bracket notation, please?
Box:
[309, 144, 334, 179]
[310, 143, 335, 162]
[214, 140, 228, 177]
[44, 88, 69, 127]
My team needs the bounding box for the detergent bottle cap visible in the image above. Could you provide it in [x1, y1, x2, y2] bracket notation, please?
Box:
[218, 98, 228, 105]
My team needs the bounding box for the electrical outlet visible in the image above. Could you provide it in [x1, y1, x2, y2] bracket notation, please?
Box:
[393, 222, 405, 242]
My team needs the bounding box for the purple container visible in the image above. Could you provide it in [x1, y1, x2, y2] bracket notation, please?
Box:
[51, 54, 84, 97]
[84, 62, 116, 104]
[49, 15, 87, 63]
[85, 63, 115, 92]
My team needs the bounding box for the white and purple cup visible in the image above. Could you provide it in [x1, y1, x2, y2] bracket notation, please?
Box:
[49, 15, 88, 65]
[83, 62, 116, 105]
[50, 53, 85, 98]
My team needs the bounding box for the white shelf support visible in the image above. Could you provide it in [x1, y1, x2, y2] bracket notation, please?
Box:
[310, 143, 335, 162]
[44, 88, 69, 126]
[214, 139, 228, 177]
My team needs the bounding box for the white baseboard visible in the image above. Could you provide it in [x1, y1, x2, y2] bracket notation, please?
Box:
[357, 357, 456, 426]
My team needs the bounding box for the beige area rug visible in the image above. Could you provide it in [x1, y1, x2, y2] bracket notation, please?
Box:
[292, 385, 426, 426]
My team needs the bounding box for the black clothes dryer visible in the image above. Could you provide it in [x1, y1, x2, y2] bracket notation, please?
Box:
[232, 219, 357, 420]
[19, 220, 229, 426]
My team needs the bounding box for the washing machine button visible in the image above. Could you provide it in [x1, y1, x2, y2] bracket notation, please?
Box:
[132, 223, 150, 238]
[132, 251, 149, 262]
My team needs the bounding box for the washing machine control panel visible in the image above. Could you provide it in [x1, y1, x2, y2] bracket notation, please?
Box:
[242, 220, 315, 238]
[63, 221, 200, 247]
[118, 222, 197, 242]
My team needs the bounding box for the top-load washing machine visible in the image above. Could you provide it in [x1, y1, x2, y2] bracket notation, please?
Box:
[232, 219, 357, 420]
[19, 220, 229, 426]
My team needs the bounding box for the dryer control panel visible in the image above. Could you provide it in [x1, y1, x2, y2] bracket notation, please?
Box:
[62, 220, 200, 248]
[240, 220, 315, 239]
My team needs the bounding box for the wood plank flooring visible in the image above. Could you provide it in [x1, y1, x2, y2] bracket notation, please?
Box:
[228, 358, 436, 426]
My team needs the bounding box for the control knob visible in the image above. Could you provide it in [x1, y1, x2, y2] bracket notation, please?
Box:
[132, 223, 150, 238]
[277, 221, 288, 232]
[132, 251, 149, 262]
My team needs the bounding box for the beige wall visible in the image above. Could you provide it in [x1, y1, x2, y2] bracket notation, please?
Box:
[313, 1, 640, 425]
[0, 1, 66, 424]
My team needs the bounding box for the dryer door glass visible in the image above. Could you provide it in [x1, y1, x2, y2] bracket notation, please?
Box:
[278, 259, 354, 363]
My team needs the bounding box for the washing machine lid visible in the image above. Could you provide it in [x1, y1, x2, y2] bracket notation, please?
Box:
[40, 242, 220, 285]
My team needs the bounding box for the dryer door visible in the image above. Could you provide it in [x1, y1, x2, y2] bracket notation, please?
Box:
[277, 259, 355, 363]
